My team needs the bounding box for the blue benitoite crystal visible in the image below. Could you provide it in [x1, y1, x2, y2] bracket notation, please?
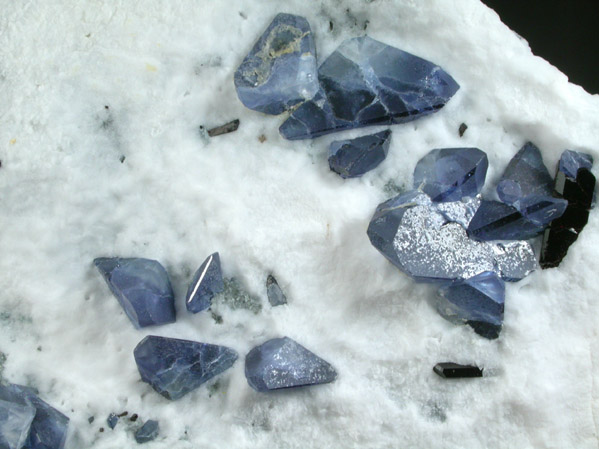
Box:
[0, 384, 69, 449]
[436, 271, 505, 339]
[106, 413, 118, 430]
[186, 253, 224, 313]
[134, 420, 159, 444]
[94, 258, 176, 329]
[234, 13, 318, 115]
[558, 150, 593, 179]
[279, 36, 459, 140]
[245, 337, 337, 392]
[467, 200, 544, 241]
[134, 336, 238, 400]
[328, 130, 391, 178]
[266, 275, 287, 307]
[413, 148, 488, 202]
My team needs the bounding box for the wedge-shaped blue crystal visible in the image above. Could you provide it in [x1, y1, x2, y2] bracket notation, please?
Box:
[266, 275, 287, 307]
[134, 336, 238, 400]
[234, 13, 318, 115]
[0, 396, 35, 449]
[279, 36, 459, 140]
[94, 258, 176, 329]
[436, 271, 505, 339]
[559, 150, 593, 179]
[245, 337, 337, 392]
[468, 200, 544, 241]
[186, 252, 224, 313]
[135, 420, 159, 444]
[328, 130, 391, 178]
[413, 148, 488, 202]
[0, 384, 69, 449]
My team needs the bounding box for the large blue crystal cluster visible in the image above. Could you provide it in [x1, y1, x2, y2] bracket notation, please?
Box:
[0, 383, 69, 449]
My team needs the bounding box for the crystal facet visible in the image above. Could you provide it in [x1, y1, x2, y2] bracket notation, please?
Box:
[0, 397, 35, 449]
[135, 420, 159, 444]
[266, 275, 287, 307]
[245, 337, 337, 392]
[134, 336, 238, 400]
[106, 413, 118, 430]
[559, 150, 593, 179]
[413, 148, 488, 202]
[328, 130, 391, 178]
[435, 195, 481, 228]
[234, 13, 318, 115]
[433, 363, 483, 378]
[467, 200, 544, 241]
[492, 241, 537, 282]
[94, 257, 176, 329]
[279, 36, 459, 140]
[186, 252, 224, 313]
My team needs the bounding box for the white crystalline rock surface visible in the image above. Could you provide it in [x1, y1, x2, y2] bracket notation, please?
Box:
[0, 1, 598, 448]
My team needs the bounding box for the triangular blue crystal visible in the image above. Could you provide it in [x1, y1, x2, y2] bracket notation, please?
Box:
[186, 252, 224, 313]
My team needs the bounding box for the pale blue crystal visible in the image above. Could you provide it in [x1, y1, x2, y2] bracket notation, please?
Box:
[467, 200, 544, 241]
[328, 130, 391, 178]
[245, 337, 337, 392]
[413, 148, 488, 202]
[94, 257, 176, 329]
[266, 275, 287, 307]
[135, 420, 159, 444]
[186, 253, 224, 314]
[134, 335, 238, 400]
[279, 36, 459, 140]
[559, 150, 593, 179]
[0, 398, 35, 449]
[106, 413, 118, 430]
[234, 13, 318, 115]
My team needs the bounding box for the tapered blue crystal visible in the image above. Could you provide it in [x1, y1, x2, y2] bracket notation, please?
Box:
[94, 258, 176, 329]
[558, 150, 593, 179]
[135, 420, 159, 444]
[234, 13, 318, 115]
[245, 337, 337, 392]
[328, 130, 391, 178]
[280, 36, 459, 140]
[413, 148, 488, 202]
[266, 275, 287, 307]
[467, 200, 544, 241]
[186, 252, 224, 313]
[134, 336, 238, 400]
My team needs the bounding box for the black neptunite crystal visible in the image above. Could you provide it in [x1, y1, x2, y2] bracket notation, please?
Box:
[207, 119, 240, 137]
[540, 167, 596, 268]
[433, 363, 483, 378]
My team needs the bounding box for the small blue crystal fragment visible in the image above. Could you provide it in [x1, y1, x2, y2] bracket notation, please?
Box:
[134, 335, 238, 400]
[245, 337, 337, 392]
[234, 13, 318, 115]
[328, 130, 391, 178]
[266, 275, 287, 307]
[106, 413, 118, 430]
[0, 384, 69, 449]
[436, 271, 505, 339]
[467, 200, 544, 241]
[94, 257, 176, 329]
[280, 36, 459, 140]
[186, 252, 224, 313]
[413, 148, 488, 202]
[0, 396, 35, 449]
[559, 150, 593, 179]
[135, 420, 159, 444]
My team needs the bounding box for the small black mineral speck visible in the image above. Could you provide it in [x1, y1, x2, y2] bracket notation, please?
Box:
[118, 411, 128, 417]
[0, 160, 2, 168]
[119, 155, 126, 163]
[329, 21, 334, 31]
[433, 362, 483, 378]
[129, 413, 139, 422]
[459, 123, 468, 137]
[211, 312, 223, 324]
[207, 119, 240, 137]
[88, 416, 95, 424]
[104, 105, 109, 110]
[99, 427, 104, 433]
[258, 134, 266, 143]
[37, 346, 42, 351]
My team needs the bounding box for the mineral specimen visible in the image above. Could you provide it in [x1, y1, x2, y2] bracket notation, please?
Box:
[266, 275, 287, 306]
[134, 420, 159, 444]
[133, 335, 238, 400]
[186, 252, 224, 313]
[106, 413, 118, 429]
[328, 130, 391, 178]
[245, 337, 337, 392]
[207, 119, 239, 137]
[279, 36, 459, 140]
[0, 395, 35, 449]
[433, 362, 483, 378]
[234, 13, 318, 115]
[558, 150, 593, 179]
[467, 200, 544, 241]
[435, 195, 481, 228]
[94, 257, 176, 328]
[413, 148, 488, 202]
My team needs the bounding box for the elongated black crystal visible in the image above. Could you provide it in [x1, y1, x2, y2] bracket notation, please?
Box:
[433, 362, 483, 378]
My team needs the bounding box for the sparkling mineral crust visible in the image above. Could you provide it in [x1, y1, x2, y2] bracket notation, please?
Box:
[266, 275, 287, 306]
[94, 257, 176, 329]
[328, 130, 391, 178]
[234, 13, 318, 115]
[134, 336, 238, 400]
[433, 362, 483, 378]
[0, 384, 69, 449]
[245, 337, 337, 392]
[135, 420, 159, 444]
[413, 147, 488, 202]
[279, 36, 459, 140]
[186, 252, 224, 313]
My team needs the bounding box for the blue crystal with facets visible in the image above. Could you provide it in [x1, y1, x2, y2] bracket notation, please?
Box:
[467, 200, 544, 241]
[279, 36, 459, 140]
[94, 258, 176, 329]
[436, 271, 505, 339]
[0, 384, 69, 449]
[234, 13, 318, 115]
[106, 413, 118, 430]
[266, 275, 287, 307]
[0, 395, 35, 449]
[134, 335, 238, 400]
[328, 130, 391, 178]
[559, 150, 593, 179]
[413, 148, 488, 202]
[245, 337, 337, 392]
[135, 420, 159, 444]
[186, 252, 224, 313]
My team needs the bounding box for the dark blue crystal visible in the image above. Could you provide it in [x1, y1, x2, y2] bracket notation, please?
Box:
[279, 36, 459, 140]
[266, 275, 287, 307]
[134, 335, 238, 400]
[245, 337, 337, 392]
[106, 413, 118, 429]
[467, 200, 544, 241]
[94, 257, 176, 329]
[186, 252, 224, 314]
[134, 420, 159, 444]
[234, 13, 318, 115]
[328, 130, 391, 178]
[559, 150, 593, 179]
[413, 148, 488, 202]
[0, 384, 69, 449]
